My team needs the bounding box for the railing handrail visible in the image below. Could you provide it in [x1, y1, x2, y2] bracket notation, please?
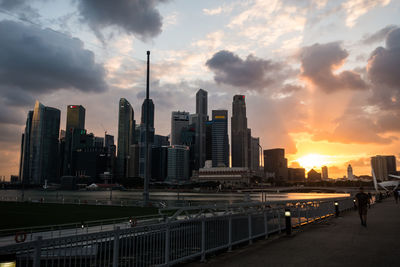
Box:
[0, 197, 354, 253]
[0, 213, 162, 236]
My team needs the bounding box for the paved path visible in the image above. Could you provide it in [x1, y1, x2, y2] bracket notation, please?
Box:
[189, 198, 400, 267]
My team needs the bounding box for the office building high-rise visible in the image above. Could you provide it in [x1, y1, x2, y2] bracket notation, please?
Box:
[307, 169, 322, 181]
[211, 110, 229, 167]
[264, 148, 288, 181]
[181, 124, 196, 177]
[139, 98, 155, 178]
[371, 155, 396, 181]
[205, 121, 212, 161]
[231, 95, 248, 167]
[247, 128, 252, 168]
[66, 105, 85, 131]
[288, 168, 306, 182]
[154, 134, 170, 147]
[151, 146, 168, 182]
[193, 89, 208, 169]
[94, 137, 104, 148]
[167, 145, 190, 183]
[321, 166, 328, 180]
[19, 111, 33, 183]
[105, 134, 116, 174]
[63, 105, 85, 175]
[117, 98, 135, 178]
[171, 111, 189, 145]
[250, 137, 260, 171]
[20, 101, 60, 185]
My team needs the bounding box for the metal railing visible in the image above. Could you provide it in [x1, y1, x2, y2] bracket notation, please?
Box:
[0, 198, 354, 266]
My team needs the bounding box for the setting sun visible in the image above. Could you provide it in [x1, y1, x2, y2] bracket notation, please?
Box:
[296, 154, 331, 172]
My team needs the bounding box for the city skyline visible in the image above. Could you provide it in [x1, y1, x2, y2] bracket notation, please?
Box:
[1, 0, 400, 178]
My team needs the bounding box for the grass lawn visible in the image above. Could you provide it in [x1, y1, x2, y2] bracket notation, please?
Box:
[0, 201, 158, 230]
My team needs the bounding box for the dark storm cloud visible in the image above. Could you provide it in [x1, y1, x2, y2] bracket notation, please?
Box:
[205, 50, 288, 91]
[368, 27, 400, 89]
[0, 104, 25, 125]
[0, 20, 107, 96]
[299, 42, 367, 93]
[76, 0, 169, 40]
[361, 25, 398, 45]
[0, 0, 41, 22]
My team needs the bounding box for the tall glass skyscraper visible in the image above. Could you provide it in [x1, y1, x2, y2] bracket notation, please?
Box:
[211, 110, 229, 167]
[193, 89, 208, 169]
[63, 105, 85, 175]
[117, 98, 135, 178]
[171, 111, 189, 145]
[20, 101, 60, 185]
[231, 95, 248, 167]
[167, 145, 190, 182]
[19, 111, 33, 184]
[66, 105, 85, 131]
[139, 98, 155, 178]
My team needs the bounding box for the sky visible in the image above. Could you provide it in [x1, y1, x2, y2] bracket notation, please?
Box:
[0, 0, 400, 179]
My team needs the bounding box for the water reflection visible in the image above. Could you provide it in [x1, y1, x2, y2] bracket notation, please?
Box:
[0, 190, 350, 206]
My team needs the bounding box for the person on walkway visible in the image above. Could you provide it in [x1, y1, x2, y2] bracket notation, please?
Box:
[367, 192, 372, 208]
[355, 187, 369, 227]
[394, 190, 399, 204]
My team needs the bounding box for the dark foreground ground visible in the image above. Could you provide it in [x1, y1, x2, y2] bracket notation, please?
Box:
[0, 201, 157, 230]
[189, 198, 400, 267]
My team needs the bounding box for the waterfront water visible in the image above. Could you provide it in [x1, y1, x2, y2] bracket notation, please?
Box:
[0, 189, 350, 206]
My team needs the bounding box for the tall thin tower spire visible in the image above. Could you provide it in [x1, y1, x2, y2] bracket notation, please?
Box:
[143, 51, 150, 205]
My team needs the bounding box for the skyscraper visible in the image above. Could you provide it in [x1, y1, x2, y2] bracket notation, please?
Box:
[247, 128, 252, 168]
[63, 105, 85, 175]
[322, 166, 328, 180]
[194, 89, 208, 169]
[66, 105, 85, 131]
[19, 111, 33, 184]
[171, 111, 189, 145]
[371, 155, 396, 181]
[264, 148, 288, 181]
[231, 95, 248, 167]
[167, 145, 190, 183]
[181, 123, 197, 177]
[139, 98, 155, 178]
[117, 98, 135, 178]
[250, 137, 260, 171]
[21, 101, 60, 185]
[211, 110, 229, 167]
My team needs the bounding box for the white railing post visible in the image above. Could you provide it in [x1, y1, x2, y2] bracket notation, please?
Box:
[201, 218, 206, 262]
[297, 206, 301, 227]
[228, 216, 232, 251]
[165, 221, 170, 265]
[113, 227, 120, 267]
[263, 211, 268, 239]
[33, 236, 42, 267]
[248, 213, 252, 244]
[277, 209, 281, 233]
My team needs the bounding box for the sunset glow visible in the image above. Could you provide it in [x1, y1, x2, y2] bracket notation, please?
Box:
[296, 154, 331, 172]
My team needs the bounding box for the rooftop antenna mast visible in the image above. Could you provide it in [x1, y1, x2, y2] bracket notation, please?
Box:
[143, 51, 150, 205]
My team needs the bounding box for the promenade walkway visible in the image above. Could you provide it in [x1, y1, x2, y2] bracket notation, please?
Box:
[189, 198, 400, 267]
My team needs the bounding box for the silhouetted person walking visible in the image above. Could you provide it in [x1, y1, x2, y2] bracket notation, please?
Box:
[367, 192, 372, 208]
[355, 187, 369, 227]
[394, 190, 399, 204]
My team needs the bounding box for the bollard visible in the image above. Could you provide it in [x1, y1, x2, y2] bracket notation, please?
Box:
[353, 199, 357, 211]
[285, 209, 292, 236]
[334, 201, 339, 217]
